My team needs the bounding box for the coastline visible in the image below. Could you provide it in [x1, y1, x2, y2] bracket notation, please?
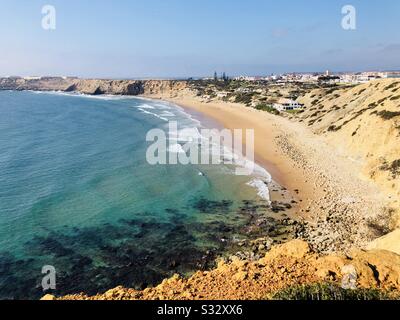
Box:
[3, 88, 393, 253]
[2, 88, 398, 300]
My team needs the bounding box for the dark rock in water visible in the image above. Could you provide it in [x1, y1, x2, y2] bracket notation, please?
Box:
[0, 192, 296, 299]
[192, 197, 233, 214]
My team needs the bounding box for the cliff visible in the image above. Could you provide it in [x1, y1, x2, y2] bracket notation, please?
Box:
[0, 77, 189, 96]
[44, 240, 400, 300]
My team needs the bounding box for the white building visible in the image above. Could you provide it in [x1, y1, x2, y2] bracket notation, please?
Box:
[273, 98, 304, 112]
[23, 76, 42, 80]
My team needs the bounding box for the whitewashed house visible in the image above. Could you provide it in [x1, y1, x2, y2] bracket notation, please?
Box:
[273, 98, 304, 112]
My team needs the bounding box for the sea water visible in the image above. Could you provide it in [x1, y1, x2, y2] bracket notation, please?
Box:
[0, 91, 272, 299]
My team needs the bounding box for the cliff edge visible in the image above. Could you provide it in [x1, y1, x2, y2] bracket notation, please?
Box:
[43, 240, 400, 300]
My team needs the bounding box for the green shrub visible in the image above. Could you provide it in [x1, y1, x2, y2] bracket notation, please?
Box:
[255, 103, 280, 115]
[376, 110, 400, 120]
[234, 93, 253, 105]
[380, 159, 400, 178]
[271, 283, 393, 301]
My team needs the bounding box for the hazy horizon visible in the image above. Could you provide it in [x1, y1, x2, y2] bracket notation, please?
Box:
[1, 0, 399, 78]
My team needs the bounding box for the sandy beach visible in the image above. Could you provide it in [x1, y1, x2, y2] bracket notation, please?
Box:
[144, 90, 391, 253]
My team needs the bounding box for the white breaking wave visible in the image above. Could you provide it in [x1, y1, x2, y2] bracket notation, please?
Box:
[35, 90, 136, 100]
[247, 178, 271, 204]
[138, 108, 169, 122]
[136, 104, 155, 109]
[159, 111, 175, 117]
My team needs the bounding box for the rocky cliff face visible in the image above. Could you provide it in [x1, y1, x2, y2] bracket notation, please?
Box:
[0, 77, 77, 91]
[0, 77, 189, 96]
[65, 79, 146, 95]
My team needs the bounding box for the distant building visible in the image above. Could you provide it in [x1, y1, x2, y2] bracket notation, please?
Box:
[386, 72, 400, 79]
[23, 76, 41, 80]
[234, 76, 257, 81]
[318, 75, 340, 84]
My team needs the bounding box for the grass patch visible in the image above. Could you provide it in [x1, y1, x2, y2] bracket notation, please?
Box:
[357, 88, 367, 95]
[234, 92, 254, 105]
[385, 82, 399, 91]
[327, 125, 340, 132]
[286, 109, 302, 114]
[271, 283, 393, 300]
[380, 159, 400, 178]
[376, 110, 400, 120]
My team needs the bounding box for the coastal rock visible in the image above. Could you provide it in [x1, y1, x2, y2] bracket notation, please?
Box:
[50, 239, 400, 300]
[262, 240, 311, 262]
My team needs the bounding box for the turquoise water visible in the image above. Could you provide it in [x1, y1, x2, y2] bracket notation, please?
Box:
[0, 91, 271, 299]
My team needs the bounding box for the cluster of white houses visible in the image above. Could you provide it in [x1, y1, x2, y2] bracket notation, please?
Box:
[233, 71, 400, 84]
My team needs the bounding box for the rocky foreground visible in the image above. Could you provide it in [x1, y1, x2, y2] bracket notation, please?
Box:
[43, 240, 400, 300]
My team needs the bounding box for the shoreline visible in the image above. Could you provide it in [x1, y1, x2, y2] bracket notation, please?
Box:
[143, 93, 316, 219]
[143, 91, 392, 253]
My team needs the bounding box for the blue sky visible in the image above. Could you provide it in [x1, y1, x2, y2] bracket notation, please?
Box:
[0, 0, 399, 78]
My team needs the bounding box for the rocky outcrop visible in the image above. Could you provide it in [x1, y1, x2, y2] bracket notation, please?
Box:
[44, 240, 400, 300]
[0, 77, 76, 91]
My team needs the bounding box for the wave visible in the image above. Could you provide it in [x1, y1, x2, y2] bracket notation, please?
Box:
[135, 104, 155, 109]
[32, 92, 274, 202]
[138, 108, 169, 122]
[247, 178, 271, 204]
[29, 90, 137, 101]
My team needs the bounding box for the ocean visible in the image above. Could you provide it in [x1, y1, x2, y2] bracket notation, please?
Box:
[0, 90, 274, 299]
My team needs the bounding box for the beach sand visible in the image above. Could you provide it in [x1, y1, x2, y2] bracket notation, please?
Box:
[144, 90, 391, 253]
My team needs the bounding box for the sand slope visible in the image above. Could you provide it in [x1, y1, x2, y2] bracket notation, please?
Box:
[298, 80, 400, 209]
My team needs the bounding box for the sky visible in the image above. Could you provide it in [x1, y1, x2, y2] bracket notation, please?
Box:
[0, 0, 399, 78]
